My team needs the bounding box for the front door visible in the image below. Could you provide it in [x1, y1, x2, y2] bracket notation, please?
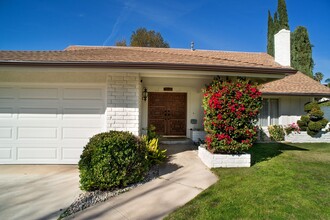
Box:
[148, 92, 187, 136]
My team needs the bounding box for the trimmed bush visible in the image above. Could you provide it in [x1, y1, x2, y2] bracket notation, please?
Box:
[304, 102, 319, 112]
[301, 115, 310, 123]
[297, 102, 328, 137]
[78, 131, 149, 191]
[307, 128, 317, 136]
[308, 121, 323, 131]
[309, 108, 324, 120]
[320, 118, 329, 127]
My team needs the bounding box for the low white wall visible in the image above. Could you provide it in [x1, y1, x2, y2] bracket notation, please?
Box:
[285, 131, 330, 143]
[258, 127, 330, 143]
[198, 145, 251, 168]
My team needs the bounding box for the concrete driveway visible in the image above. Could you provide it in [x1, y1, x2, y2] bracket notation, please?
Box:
[0, 165, 81, 220]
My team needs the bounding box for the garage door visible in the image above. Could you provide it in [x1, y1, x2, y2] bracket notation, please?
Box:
[0, 84, 106, 164]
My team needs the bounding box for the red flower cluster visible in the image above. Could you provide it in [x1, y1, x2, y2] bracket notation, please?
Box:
[202, 78, 262, 154]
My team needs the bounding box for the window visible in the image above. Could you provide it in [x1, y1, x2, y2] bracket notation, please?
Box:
[259, 98, 279, 126]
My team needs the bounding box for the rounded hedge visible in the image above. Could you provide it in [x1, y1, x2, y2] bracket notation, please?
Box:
[309, 108, 324, 120]
[301, 115, 310, 124]
[78, 131, 149, 191]
[304, 102, 319, 112]
[308, 121, 323, 132]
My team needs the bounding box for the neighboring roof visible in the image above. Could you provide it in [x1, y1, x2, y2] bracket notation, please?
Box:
[261, 71, 330, 97]
[0, 46, 296, 74]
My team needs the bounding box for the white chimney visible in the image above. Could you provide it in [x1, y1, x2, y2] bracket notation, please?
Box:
[274, 29, 291, 66]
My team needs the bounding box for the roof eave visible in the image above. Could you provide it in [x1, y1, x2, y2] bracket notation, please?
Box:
[262, 92, 330, 97]
[0, 61, 297, 75]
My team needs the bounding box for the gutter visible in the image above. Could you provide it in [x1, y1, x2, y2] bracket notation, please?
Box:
[0, 61, 297, 75]
[262, 92, 330, 97]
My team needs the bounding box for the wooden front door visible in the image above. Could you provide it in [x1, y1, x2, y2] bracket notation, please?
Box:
[148, 92, 187, 136]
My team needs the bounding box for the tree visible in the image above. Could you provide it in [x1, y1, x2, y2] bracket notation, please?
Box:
[130, 28, 169, 48]
[267, 10, 275, 56]
[277, 0, 289, 30]
[115, 39, 127, 46]
[267, 0, 290, 56]
[325, 78, 330, 87]
[291, 26, 314, 77]
[314, 72, 324, 82]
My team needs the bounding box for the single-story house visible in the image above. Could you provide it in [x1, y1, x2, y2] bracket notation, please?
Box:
[0, 29, 329, 164]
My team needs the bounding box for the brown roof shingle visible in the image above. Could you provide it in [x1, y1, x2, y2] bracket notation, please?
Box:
[261, 71, 330, 97]
[0, 46, 295, 74]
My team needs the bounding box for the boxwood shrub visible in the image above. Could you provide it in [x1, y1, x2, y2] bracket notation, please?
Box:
[78, 131, 149, 191]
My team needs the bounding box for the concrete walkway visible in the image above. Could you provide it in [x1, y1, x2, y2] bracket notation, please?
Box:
[69, 144, 218, 220]
[0, 165, 81, 220]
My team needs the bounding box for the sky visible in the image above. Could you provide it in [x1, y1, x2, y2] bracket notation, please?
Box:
[0, 0, 329, 81]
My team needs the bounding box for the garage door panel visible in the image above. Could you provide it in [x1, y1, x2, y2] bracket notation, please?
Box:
[0, 87, 16, 99]
[0, 84, 105, 164]
[0, 107, 14, 118]
[62, 148, 84, 160]
[0, 147, 12, 160]
[19, 88, 59, 99]
[63, 108, 103, 118]
[17, 147, 57, 160]
[62, 127, 101, 139]
[18, 127, 58, 139]
[0, 127, 13, 139]
[18, 108, 59, 118]
[63, 88, 103, 100]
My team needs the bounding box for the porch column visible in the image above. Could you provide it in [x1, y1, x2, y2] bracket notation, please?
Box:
[106, 73, 141, 136]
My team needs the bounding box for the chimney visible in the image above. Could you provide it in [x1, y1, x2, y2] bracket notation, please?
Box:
[274, 29, 291, 66]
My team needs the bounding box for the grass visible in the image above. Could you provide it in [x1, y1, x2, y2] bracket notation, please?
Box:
[165, 143, 330, 220]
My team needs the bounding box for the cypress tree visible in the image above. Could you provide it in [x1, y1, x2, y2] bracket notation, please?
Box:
[267, 10, 275, 56]
[273, 12, 280, 34]
[277, 0, 290, 30]
[291, 26, 314, 77]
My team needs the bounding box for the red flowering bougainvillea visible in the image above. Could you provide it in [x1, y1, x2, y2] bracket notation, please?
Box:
[202, 78, 262, 154]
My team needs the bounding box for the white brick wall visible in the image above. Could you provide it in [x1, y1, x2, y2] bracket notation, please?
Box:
[106, 73, 141, 136]
[285, 131, 330, 143]
[198, 145, 251, 168]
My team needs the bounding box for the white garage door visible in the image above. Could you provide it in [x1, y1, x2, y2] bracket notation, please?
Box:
[0, 84, 106, 164]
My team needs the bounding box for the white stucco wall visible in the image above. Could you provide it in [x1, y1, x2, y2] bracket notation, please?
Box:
[262, 95, 312, 126]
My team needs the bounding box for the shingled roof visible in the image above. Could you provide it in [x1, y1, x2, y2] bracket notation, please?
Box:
[0, 46, 296, 74]
[261, 71, 330, 97]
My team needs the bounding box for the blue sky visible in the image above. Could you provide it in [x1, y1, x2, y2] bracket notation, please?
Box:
[1, 0, 329, 80]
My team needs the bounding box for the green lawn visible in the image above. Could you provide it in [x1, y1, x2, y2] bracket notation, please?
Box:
[165, 143, 330, 220]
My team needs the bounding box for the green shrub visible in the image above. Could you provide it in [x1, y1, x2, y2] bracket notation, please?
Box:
[141, 135, 167, 165]
[297, 120, 307, 131]
[268, 125, 285, 141]
[301, 115, 310, 123]
[309, 108, 324, 120]
[307, 128, 317, 136]
[304, 102, 319, 112]
[320, 118, 329, 127]
[147, 124, 158, 140]
[308, 121, 323, 132]
[78, 131, 149, 191]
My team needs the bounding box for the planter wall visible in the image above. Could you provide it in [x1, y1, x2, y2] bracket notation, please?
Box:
[198, 145, 250, 168]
